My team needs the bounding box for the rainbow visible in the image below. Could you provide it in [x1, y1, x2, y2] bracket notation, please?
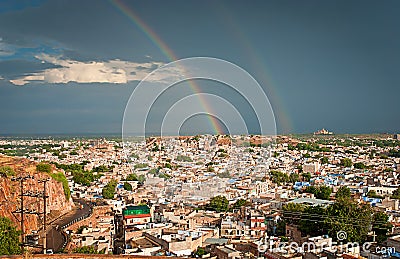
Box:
[215, 4, 293, 133]
[110, 0, 226, 134]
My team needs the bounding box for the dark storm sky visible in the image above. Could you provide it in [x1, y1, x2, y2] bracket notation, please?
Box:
[0, 0, 399, 134]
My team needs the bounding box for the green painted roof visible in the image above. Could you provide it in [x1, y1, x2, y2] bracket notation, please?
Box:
[123, 205, 150, 215]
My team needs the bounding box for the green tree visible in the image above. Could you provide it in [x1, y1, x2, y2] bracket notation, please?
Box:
[137, 175, 146, 184]
[320, 157, 329, 164]
[217, 171, 231, 178]
[123, 182, 133, 191]
[207, 195, 229, 212]
[391, 187, 400, 199]
[36, 163, 51, 173]
[325, 199, 373, 243]
[304, 185, 318, 195]
[0, 166, 15, 177]
[194, 247, 206, 256]
[270, 170, 290, 185]
[353, 162, 366, 169]
[125, 173, 145, 183]
[340, 158, 353, 168]
[0, 216, 21, 255]
[367, 190, 382, 199]
[102, 180, 117, 199]
[282, 203, 305, 225]
[297, 165, 303, 173]
[304, 185, 332, 200]
[176, 155, 193, 162]
[289, 173, 300, 183]
[232, 199, 248, 209]
[134, 163, 149, 169]
[372, 211, 392, 243]
[301, 172, 312, 182]
[76, 225, 88, 234]
[283, 199, 374, 243]
[299, 206, 327, 237]
[335, 186, 351, 200]
[126, 173, 138, 181]
[130, 153, 139, 159]
[93, 165, 113, 172]
[283, 202, 305, 213]
[72, 170, 95, 186]
[275, 220, 286, 236]
[158, 173, 171, 179]
[148, 168, 159, 174]
[317, 186, 332, 200]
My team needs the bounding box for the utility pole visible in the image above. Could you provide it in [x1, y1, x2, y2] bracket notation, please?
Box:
[20, 178, 24, 247]
[11, 175, 50, 254]
[11, 175, 35, 253]
[38, 178, 50, 254]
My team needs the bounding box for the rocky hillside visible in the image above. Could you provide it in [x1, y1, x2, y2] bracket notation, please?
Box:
[0, 155, 74, 234]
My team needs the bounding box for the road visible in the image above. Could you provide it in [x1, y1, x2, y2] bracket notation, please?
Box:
[46, 199, 91, 252]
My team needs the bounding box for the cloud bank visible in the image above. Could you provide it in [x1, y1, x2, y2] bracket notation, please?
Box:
[9, 54, 182, 85]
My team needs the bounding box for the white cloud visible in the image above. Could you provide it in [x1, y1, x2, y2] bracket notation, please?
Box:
[10, 54, 182, 86]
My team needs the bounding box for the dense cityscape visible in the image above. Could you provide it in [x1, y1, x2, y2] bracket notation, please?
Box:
[1, 133, 400, 259]
[1, 1, 400, 259]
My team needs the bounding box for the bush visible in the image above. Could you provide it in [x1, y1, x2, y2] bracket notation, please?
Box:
[354, 162, 366, 169]
[335, 186, 351, 200]
[126, 173, 138, 181]
[72, 171, 96, 186]
[92, 165, 113, 172]
[0, 166, 15, 177]
[125, 173, 145, 183]
[134, 163, 148, 169]
[102, 180, 117, 199]
[304, 185, 332, 200]
[50, 172, 71, 200]
[176, 155, 193, 162]
[207, 195, 229, 212]
[36, 163, 51, 173]
[217, 171, 231, 178]
[0, 216, 21, 255]
[367, 190, 383, 199]
[72, 246, 99, 254]
[76, 225, 88, 234]
[195, 247, 206, 256]
[340, 158, 353, 168]
[123, 182, 132, 191]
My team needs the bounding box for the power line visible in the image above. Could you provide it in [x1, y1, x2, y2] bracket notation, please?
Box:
[11, 174, 50, 254]
[276, 210, 393, 230]
[279, 210, 393, 225]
